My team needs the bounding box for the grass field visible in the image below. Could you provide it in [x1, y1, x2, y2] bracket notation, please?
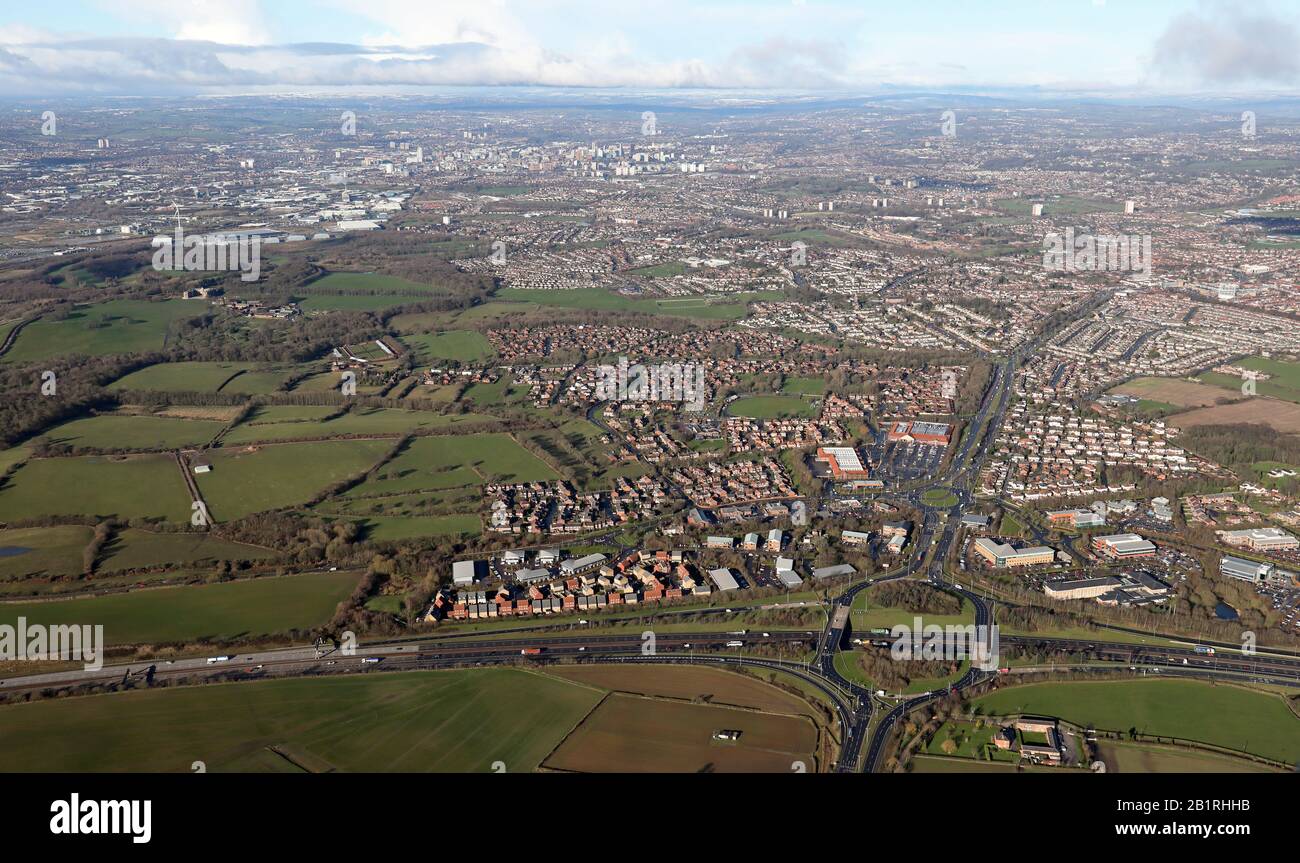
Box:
[781, 376, 826, 396]
[0, 525, 274, 582]
[195, 440, 394, 520]
[109, 361, 300, 394]
[297, 294, 427, 311]
[350, 513, 482, 541]
[542, 691, 818, 773]
[993, 196, 1122, 216]
[973, 680, 1299, 764]
[100, 529, 279, 571]
[456, 372, 535, 409]
[223, 406, 488, 444]
[0, 570, 359, 645]
[401, 330, 495, 362]
[725, 395, 817, 419]
[0, 668, 600, 772]
[3, 300, 196, 363]
[290, 371, 383, 395]
[343, 433, 558, 498]
[494, 288, 782, 321]
[38, 413, 225, 450]
[0, 446, 30, 475]
[0, 455, 192, 522]
[1199, 356, 1300, 405]
[307, 272, 439, 294]
[0, 525, 94, 580]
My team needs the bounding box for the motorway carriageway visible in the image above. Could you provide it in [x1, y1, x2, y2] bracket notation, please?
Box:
[0, 631, 819, 692]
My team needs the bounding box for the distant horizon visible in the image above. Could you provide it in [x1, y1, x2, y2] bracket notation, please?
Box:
[2, 1, 1299, 98]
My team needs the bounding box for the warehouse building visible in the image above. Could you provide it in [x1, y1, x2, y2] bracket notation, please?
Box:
[775, 558, 802, 588]
[560, 553, 607, 576]
[812, 563, 857, 581]
[887, 420, 951, 446]
[1043, 576, 1122, 600]
[452, 559, 486, 587]
[816, 446, 871, 480]
[708, 568, 740, 592]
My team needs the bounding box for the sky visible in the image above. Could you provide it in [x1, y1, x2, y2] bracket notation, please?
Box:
[1, 0, 1298, 97]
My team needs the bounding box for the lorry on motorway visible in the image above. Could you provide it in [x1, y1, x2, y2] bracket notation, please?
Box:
[206, 656, 232, 664]
[360, 657, 382, 664]
[725, 640, 744, 648]
[1194, 646, 1216, 656]
[520, 648, 544, 656]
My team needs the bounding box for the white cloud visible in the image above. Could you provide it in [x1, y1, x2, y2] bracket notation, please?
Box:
[95, 0, 273, 45]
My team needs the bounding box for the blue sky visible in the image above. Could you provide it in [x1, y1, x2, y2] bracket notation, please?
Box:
[1, 0, 1297, 95]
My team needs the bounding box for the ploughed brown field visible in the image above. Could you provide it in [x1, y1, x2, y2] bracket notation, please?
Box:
[1168, 398, 1300, 433]
[542, 692, 819, 773]
[546, 664, 818, 714]
[1110, 377, 1228, 408]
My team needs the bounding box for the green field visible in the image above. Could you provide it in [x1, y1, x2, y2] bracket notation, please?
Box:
[628, 262, 689, 278]
[0, 525, 272, 582]
[352, 513, 483, 541]
[38, 414, 225, 450]
[401, 330, 495, 362]
[344, 433, 558, 498]
[973, 680, 1300, 764]
[0, 668, 601, 772]
[993, 196, 1122, 216]
[195, 440, 394, 520]
[0, 455, 191, 522]
[725, 395, 817, 419]
[1198, 356, 1300, 405]
[110, 362, 288, 394]
[0, 446, 30, 475]
[494, 288, 782, 321]
[459, 372, 534, 408]
[781, 376, 826, 396]
[3, 301, 196, 363]
[297, 294, 429, 312]
[0, 525, 95, 579]
[0, 570, 359, 646]
[100, 529, 279, 571]
[224, 406, 489, 444]
[307, 272, 439, 294]
[291, 371, 383, 394]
